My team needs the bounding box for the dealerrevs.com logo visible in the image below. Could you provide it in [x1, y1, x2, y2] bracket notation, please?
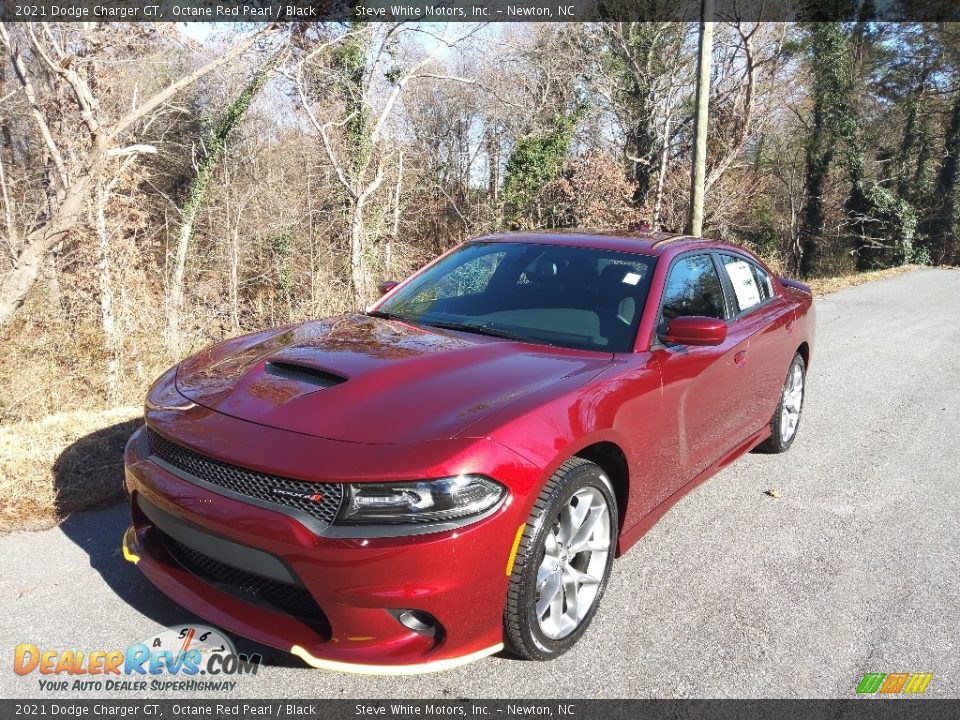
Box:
[856, 672, 934, 695]
[14, 624, 261, 693]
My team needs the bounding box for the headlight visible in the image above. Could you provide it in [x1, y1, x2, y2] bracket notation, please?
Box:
[336, 475, 506, 527]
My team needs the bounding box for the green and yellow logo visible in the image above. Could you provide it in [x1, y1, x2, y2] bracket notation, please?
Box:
[856, 672, 933, 694]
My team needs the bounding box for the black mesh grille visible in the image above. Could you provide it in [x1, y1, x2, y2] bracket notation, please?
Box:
[147, 428, 342, 525]
[160, 531, 330, 631]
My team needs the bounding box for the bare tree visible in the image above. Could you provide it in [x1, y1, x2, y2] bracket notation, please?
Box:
[704, 22, 788, 195]
[592, 22, 692, 212]
[292, 23, 478, 307]
[94, 141, 156, 402]
[166, 42, 285, 352]
[0, 22, 276, 327]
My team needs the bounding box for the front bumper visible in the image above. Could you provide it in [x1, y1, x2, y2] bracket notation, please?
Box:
[123, 416, 540, 672]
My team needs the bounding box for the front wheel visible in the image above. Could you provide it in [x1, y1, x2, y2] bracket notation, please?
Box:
[503, 458, 618, 661]
[756, 352, 806, 454]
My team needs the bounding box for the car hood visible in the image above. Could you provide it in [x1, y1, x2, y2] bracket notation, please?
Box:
[175, 314, 613, 444]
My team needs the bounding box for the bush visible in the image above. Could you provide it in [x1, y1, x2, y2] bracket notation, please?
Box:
[541, 150, 643, 229]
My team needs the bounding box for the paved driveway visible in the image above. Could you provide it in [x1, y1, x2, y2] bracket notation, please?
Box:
[2, 268, 958, 699]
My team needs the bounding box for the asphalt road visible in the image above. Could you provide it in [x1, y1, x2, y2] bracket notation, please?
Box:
[3, 268, 959, 699]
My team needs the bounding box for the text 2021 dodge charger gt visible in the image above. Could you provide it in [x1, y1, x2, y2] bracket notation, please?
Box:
[123, 231, 815, 673]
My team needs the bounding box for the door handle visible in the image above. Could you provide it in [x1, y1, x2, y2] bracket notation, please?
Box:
[735, 350, 748, 367]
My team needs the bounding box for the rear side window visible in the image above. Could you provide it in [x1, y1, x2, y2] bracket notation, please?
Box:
[659, 254, 726, 327]
[752, 264, 774, 302]
[719, 254, 763, 314]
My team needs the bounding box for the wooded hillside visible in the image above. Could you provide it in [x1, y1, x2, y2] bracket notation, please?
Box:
[1, 21, 957, 422]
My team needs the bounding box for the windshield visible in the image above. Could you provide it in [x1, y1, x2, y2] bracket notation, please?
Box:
[377, 242, 656, 352]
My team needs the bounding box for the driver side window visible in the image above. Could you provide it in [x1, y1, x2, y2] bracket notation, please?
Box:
[410, 250, 506, 306]
[659, 254, 727, 331]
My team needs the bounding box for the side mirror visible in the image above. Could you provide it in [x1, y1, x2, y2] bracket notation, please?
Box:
[663, 316, 727, 346]
[378, 280, 399, 296]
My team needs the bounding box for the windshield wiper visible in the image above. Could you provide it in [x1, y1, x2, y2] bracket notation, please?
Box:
[364, 309, 414, 323]
[369, 312, 537, 344]
[424, 320, 531, 343]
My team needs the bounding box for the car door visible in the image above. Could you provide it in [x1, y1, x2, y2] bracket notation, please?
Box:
[715, 253, 797, 436]
[649, 253, 754, 496]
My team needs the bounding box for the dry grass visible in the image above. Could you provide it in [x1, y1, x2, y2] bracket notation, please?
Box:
[0, 407, 141, 533]
[806, 264, 923, 297]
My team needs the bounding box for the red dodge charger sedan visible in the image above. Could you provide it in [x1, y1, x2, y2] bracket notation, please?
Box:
[123, 230, 815, 673]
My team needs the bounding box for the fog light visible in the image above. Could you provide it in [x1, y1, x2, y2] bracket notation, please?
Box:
[389, 609, 441, 639]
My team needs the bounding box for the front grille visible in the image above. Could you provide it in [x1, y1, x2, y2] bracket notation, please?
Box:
[159, 531, 330, 632]
[147, 428, 342, 525]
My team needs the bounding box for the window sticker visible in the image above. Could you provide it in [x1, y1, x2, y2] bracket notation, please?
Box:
[623, 272, 641, 286]
[724, 259, 762, 310]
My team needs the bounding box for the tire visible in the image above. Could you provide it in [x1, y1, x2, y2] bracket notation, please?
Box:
[755, 352, 806, 454]
[504, 457, 618, 661]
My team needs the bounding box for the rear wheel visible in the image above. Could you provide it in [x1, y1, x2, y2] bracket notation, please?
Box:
[756, 353, 806, 453]
[504, 458, 617, 661]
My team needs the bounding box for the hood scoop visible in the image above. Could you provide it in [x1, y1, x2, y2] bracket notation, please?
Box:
[264, 360, 346, 388]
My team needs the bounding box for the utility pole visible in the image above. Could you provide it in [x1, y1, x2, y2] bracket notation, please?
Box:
[686, 0, 714, 237]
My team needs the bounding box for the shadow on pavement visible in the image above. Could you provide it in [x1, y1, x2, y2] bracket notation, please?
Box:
[54, 420, 299, 667]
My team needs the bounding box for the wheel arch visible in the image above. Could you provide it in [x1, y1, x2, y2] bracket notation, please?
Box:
[572, 441, 629, 536]
[796, 341, 810, 367]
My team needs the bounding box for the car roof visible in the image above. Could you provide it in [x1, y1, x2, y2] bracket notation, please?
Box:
[468, 229, 719, 257]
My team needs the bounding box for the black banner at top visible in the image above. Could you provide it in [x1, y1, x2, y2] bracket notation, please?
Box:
[2, 0, 960, 23]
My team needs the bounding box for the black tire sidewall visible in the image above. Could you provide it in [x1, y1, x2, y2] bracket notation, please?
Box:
[510, 461, 618, 659]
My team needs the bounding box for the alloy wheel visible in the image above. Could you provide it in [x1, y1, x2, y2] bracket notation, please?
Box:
[780, 363, 804, 443]
[534, 487, 612, 640]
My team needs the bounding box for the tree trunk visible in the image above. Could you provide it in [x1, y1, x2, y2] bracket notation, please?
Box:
[798, 22, 849, 278]
[0, 24, 273, 329]
[306, 172, 316, 312]
[686, 0, 713, 237]
[229, 223, 240, 333]
[0, 170, 94, 325]
[165, 216, 193, 349]
[350, 200, 369, 308]
[934, 92, 960, 264]
[0, 151, 17, 259]
[652, 111, 672, 231]
[165, 54, 278, 352]
[486, 126, 500, 201]
[387, 152, 403, 276]
[848, 160, 872, 271]
[94, 183, 121, 403]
